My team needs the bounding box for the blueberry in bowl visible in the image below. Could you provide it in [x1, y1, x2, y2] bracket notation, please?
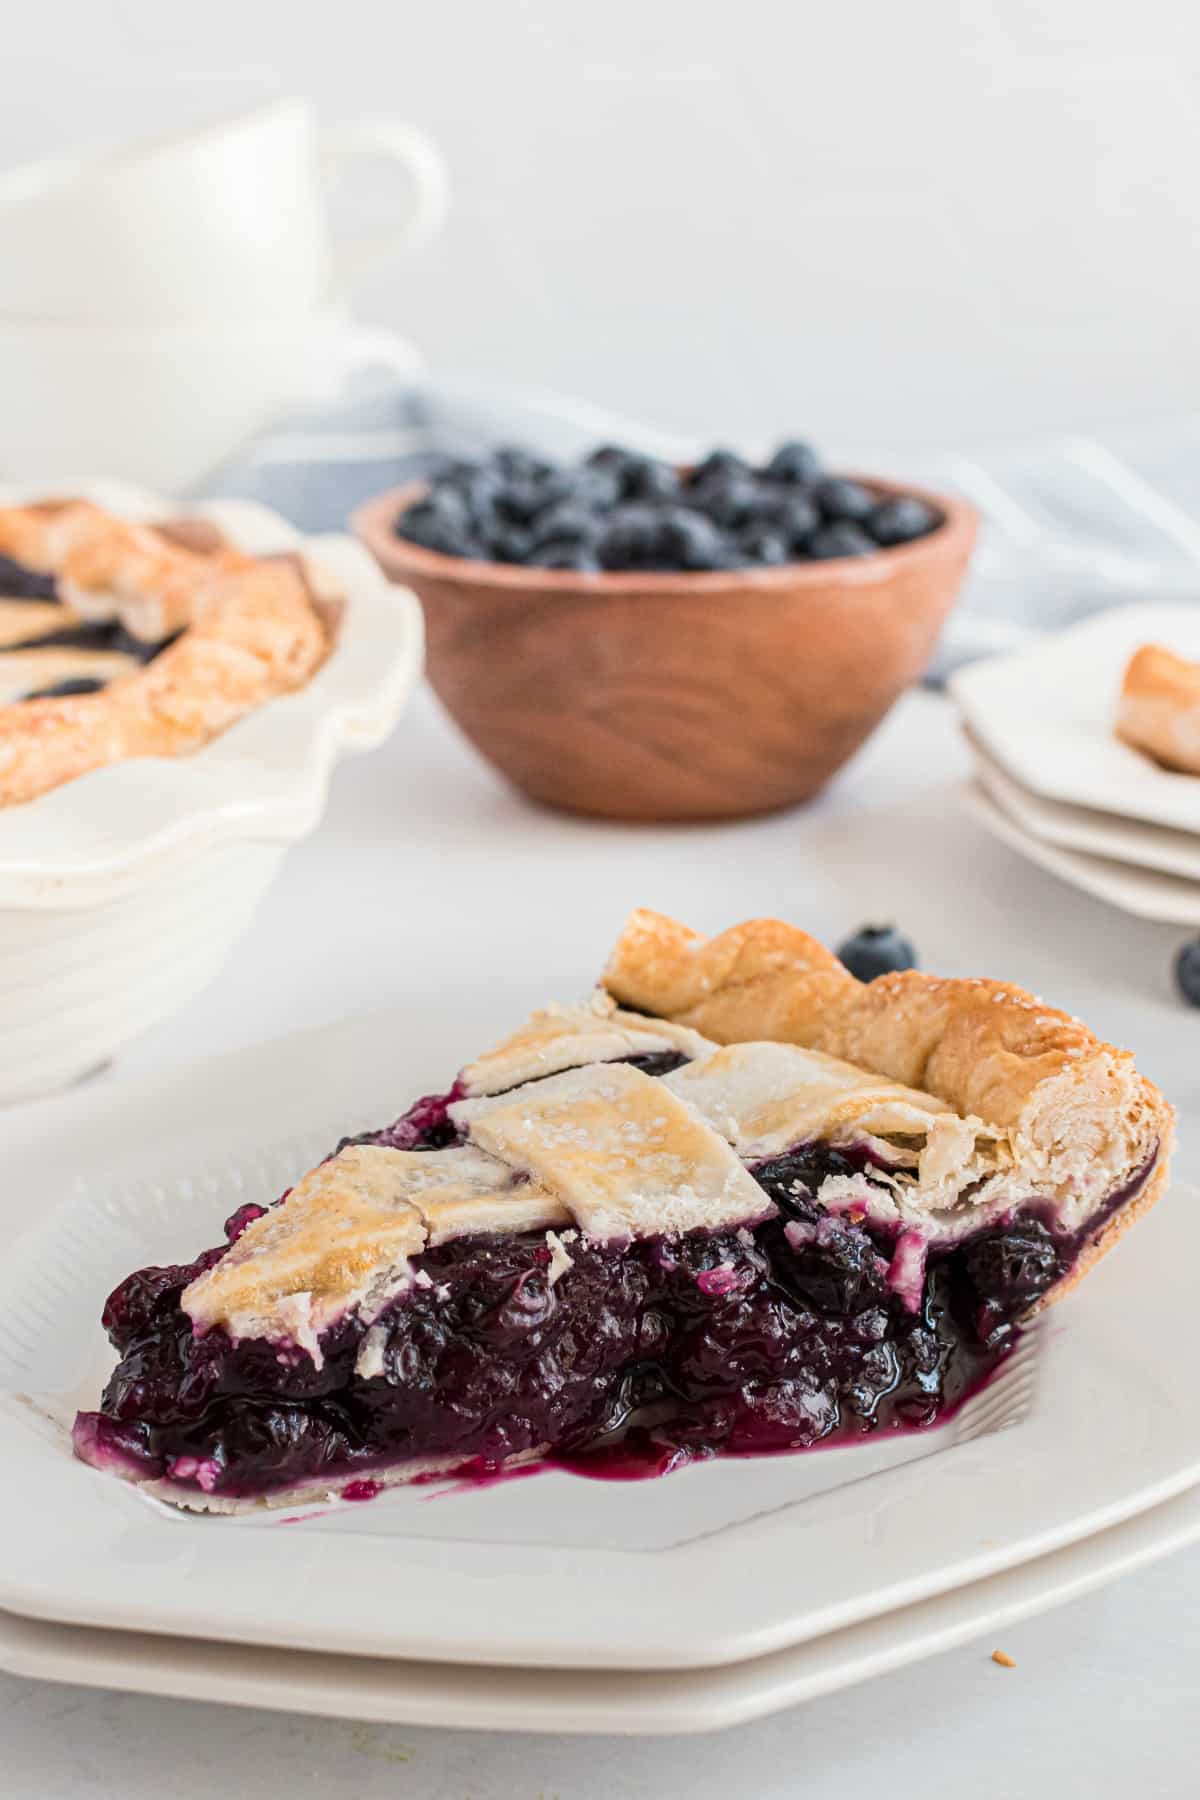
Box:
[387, 440, 942, 573]
[353, 439, 977, 822]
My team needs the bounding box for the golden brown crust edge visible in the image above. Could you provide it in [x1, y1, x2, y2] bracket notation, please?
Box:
[1027, 1154, 1170, 1317]
[602, 908, 1144, 1123]
[603, 909, 1174, 1311]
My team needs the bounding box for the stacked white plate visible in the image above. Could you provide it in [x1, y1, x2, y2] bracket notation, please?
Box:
[1, 1008, 1198, 1733]
[949, 604, 1200, 926]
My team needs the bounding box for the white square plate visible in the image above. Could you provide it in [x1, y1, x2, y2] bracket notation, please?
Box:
[1, 1484, 1196, 1735]
[968, 733, 1200, 881]
[949, 603, 1200, 832]
[964, 781, 1200, 926]
[0, 1010, 1195, 1673]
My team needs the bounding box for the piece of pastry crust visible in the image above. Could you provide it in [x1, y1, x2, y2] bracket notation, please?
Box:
[0, 504, 330, 807]
[121, 1446, 551, 1515]
[603, 907, 1173, 1311]
[1115, 643, 1200, 776]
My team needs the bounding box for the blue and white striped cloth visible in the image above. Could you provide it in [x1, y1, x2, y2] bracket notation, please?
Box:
[199, 350, 1200, 679]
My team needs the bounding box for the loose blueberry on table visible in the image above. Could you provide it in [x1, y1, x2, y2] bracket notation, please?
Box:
[393, 440, 942, 572]
[836, 924, 919, 982]
[72, 909, 1173, 1512]
[1175, 938, 1200, 1008]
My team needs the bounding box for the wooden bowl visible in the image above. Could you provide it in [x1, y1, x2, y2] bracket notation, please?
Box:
[352, 477, 977, 821]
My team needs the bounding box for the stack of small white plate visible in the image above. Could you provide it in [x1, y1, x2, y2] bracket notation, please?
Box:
[950, 604, 1200, 926]
[0, 1010, 1198, 1733]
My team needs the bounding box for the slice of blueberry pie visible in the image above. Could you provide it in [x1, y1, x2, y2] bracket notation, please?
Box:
[73, 910, 1173, 1511]
[0, 500, 331, 807]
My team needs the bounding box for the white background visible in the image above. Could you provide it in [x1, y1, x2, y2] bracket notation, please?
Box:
[4, 0, 1200, 447]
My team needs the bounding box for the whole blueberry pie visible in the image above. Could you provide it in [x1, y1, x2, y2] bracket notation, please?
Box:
[0, 500, 332, 806]
[73, 910, 1174, 1511]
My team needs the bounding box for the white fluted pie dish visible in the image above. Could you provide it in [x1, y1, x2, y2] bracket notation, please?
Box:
[0, 480, 423, 1103]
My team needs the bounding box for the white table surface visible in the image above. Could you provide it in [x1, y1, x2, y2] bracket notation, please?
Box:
[6, 685, 1199, 1798]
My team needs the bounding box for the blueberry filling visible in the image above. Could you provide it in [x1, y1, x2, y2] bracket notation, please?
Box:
[77, 1208, 975, 1496]
[334, 1080, 468, 1156]
[1, 549, 176, 701]
[22, 676, 107, 699]
[74, 1112, 1156, 1500]
[751, 1143, 895, 1220]
[0, 553, 58, 601]
[15, 619, 174, 662]
[612, 1048, 692, 1079]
